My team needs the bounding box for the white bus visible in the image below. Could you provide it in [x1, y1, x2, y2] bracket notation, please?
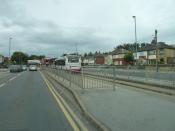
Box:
[27, 60, 41, 65]
[55, 55, 81, 72]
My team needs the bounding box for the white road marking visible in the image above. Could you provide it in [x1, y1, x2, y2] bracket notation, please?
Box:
[0, 72, 24, 89]
[9, 76, 17, 82]
[17, 72, 24, 76]
[0, 83, 6, 88]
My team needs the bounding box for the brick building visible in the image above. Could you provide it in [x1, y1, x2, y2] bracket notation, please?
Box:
[95, 55, 105, 65]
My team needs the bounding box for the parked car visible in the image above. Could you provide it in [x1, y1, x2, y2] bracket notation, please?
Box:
[22, 65, 27, 71]
[29, 65, 37, 71]
[10, 65, 23, 72]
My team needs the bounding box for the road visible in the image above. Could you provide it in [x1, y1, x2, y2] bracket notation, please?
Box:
[0, 70, 74, 131]
[0, 70, 17, 86]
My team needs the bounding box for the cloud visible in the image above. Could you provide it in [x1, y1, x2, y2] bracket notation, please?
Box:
[0, 0, 175, 57]
[0, 0, 113, 56]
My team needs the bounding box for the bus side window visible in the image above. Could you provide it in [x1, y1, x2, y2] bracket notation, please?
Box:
[62, 61, 65, 66]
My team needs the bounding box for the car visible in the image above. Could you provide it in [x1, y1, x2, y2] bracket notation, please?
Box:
[9, 65, 23, 72]
[29, 65, 37, 71]
[22, 65, 27, 71]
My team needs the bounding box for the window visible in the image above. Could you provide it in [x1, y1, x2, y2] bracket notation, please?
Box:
[149, 50, 156, 55]
[56, 60, 65, 66]
[68, 56, 79, 63]
[159, 49, 164, 55]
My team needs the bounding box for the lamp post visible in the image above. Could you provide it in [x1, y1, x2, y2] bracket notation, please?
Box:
[9, 37, 12, 64]
[132, 16, 138, 65]
[155, 30, 158, 72]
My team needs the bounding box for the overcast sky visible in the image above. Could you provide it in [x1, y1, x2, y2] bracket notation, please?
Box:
[0, 0, 175, 57]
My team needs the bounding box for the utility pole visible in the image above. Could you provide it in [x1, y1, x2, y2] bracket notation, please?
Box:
[155, 30, 158, 72]
[75, 43, 78, 55]
[132, 16, 138, 66]
[9, 37, 12, 64]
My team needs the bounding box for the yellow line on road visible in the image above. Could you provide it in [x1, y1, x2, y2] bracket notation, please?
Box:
[50, 76, 89, 131]
[40, 71, 80, 131]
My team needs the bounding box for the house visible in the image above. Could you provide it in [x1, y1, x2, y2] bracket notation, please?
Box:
[95, 54, 105, 65]
[133, 51, 148, 65]
[104, 53, 113, 65]
[88, 57, 95, 65]
[157, 44, 175, 64]
[112, 48, 130, 65]
[82, 58, 88, 65]
[134, 43, 175, 65]
[42, 57, 55, 65]
[0, 55, 4, 65]
[82, 56, 95, 65]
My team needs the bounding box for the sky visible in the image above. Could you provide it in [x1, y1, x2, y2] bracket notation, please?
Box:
[0, 0, 175, 57]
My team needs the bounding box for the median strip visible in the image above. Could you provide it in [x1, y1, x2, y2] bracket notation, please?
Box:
[44, 69, 110, 131]
[40, 71, 87, 131]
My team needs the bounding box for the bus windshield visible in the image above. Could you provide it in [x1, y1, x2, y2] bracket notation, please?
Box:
[68, 56, 79, 63]
[56, 60, 65, 66]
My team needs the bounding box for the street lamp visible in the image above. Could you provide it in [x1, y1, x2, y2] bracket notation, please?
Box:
[155, 29, 158, 72]
[9, 37, 12, 63]
[132, 16, 138, 65]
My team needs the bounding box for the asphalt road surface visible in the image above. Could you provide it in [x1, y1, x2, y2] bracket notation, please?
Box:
[0, 70, 17, 86]
[78, 85, 175, 131]
[0, 71, 73, 131]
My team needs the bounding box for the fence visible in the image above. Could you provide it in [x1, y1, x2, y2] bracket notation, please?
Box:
[42, 66, 114, 90]
[42, 65, 175, 90]
[83, 66, 175, 89]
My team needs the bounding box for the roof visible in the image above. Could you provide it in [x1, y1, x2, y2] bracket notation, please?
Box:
[139, 43, 175, 52]
[111, 48, 130, 55]
[83, 56, 94, 59]
[95, 54, 104, 57]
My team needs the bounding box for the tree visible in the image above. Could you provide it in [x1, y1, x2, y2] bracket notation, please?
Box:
[114, 45, 123, 50]
[151, 37, 156, 45]
[84, 53, 87, 57]
[124, 52, 134, 64]
[115, 43, 141, 52]
[38, 55, 45, 60]
[62, 54, 67, 56]
[140, 43, 146, 48]
[11, 51, 28, 64]
[88, 52, 93, 56]
[29, 55, 38, 60]
[28, 55, 45, 60]
[160, 58, 164, 64]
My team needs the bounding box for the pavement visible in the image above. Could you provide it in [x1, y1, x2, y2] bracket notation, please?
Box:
[76, 85, 175, 131]
[0, 70, 74, 131]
